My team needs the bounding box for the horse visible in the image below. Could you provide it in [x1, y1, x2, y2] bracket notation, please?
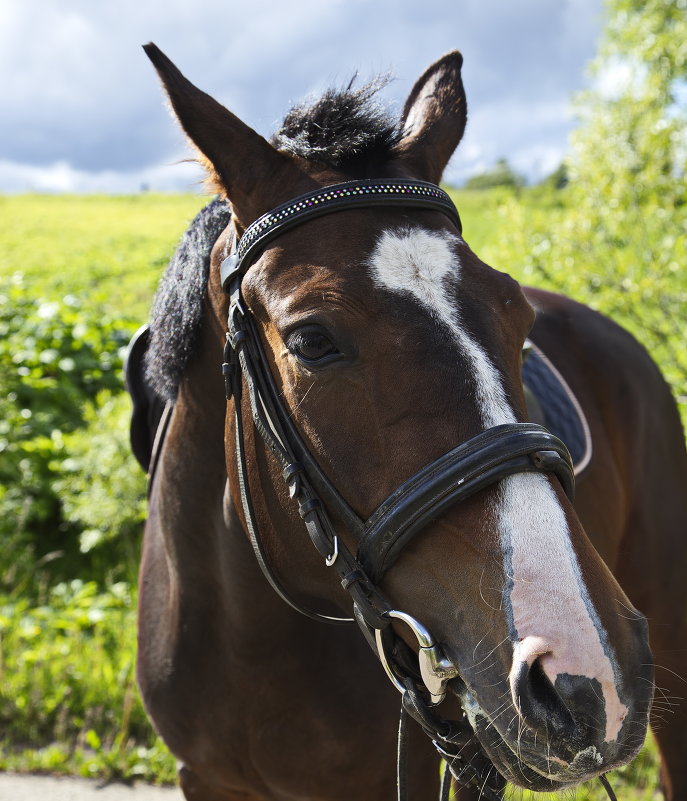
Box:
[134, 44, 687, 801]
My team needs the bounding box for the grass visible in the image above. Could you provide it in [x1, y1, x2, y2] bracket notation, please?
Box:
[0, 189, 518, 322]
[0, 193, 206, 321]
[0, 581, 176, 783]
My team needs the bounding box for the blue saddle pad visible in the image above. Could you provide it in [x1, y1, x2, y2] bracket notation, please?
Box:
[522, 341, 592, 475]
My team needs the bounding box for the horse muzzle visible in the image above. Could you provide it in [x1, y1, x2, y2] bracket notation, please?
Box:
[453, 621, 654, 791]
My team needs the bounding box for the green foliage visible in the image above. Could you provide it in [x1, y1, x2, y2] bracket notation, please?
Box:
[463, 158, 525, 191]
[53, 391, 147, 569]
[0, 580, 176, 783]
[0, 283, 139, 590]
[564, 0, 687, 362]
[0, 196, 191, 782]
[570, 0, 687, 210]
[541, 163, 570, 190]
[0, 194, 205, 593]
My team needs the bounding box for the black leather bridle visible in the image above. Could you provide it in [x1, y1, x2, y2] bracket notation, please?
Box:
[220, 178, 575, 800]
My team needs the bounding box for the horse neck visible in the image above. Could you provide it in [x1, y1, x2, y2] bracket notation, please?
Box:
[150, 299, 318, 645]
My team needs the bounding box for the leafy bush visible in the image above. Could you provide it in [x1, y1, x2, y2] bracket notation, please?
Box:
[53, 391, 147, 577]
[463, 158, 525, 190]
[0, 580, 175, 783]
[0, 279, 140, 591]
[0, 199, 184, 783]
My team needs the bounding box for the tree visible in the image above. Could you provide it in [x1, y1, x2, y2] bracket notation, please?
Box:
[542, 163, 569, 190]
[562, 0, 687, 414]
[479, 0, 687, 425]
[463, 158, 525, 190]
[570, 0, 687, 213]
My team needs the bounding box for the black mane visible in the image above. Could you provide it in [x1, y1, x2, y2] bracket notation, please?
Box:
[144, 198, 231, 400]
[146, 80, 399, 399]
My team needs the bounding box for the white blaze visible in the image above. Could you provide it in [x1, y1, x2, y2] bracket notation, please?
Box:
[366, 226, 626, 743]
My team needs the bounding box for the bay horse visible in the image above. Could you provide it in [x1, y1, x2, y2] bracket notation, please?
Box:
[136, 44, 687, 801]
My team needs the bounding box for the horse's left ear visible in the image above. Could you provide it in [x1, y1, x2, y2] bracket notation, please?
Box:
[395, 52, 467, 184]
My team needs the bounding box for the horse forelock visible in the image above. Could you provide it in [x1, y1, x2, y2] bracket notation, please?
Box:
[271, 77, 403, 177]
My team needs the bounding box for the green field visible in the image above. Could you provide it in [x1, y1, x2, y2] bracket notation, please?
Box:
[0, 189, 682, 797]
[0, 194, 207, 320]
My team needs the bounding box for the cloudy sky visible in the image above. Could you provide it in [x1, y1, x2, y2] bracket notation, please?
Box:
[0, 0, 605, 193]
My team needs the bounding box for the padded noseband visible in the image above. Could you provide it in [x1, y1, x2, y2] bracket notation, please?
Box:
[357, 423, 574, 583]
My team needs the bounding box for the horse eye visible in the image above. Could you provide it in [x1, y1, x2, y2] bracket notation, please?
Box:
[287, 327, 342, 366]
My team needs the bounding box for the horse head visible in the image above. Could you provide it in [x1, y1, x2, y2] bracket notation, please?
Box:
[144, 44, 653, 792]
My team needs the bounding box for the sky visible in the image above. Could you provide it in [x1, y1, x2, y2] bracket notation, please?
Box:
[0, 0, 606, 193]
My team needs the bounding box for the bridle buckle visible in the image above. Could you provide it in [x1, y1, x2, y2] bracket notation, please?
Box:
[325, 535, 339, 567]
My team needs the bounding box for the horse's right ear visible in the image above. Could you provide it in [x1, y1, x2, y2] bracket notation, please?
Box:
[143, 43, 301, 226]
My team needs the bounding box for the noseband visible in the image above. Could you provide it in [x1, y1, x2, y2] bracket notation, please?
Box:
[221, 178, 575, 799]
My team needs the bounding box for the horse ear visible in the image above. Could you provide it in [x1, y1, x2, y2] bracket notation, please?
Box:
[143, 43, 301, 226]
[395, 52, 467, 184]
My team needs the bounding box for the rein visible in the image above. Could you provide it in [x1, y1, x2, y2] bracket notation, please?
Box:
[220, 178, 576, 800]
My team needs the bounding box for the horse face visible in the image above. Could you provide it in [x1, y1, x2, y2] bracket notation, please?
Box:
[357, 230, 652, 787]
[242, 211, 652, 789]
[144, 44, 653, 791]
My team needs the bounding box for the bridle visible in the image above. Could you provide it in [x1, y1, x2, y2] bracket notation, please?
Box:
[220, 178, 575, 800]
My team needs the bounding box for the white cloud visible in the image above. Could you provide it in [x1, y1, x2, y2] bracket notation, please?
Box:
[0, 159, 204, 194]
[0, 0, 603, 191]
[449, 97, 574, 183]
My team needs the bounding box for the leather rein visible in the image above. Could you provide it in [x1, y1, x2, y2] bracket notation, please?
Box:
[220, 178, 575, 799]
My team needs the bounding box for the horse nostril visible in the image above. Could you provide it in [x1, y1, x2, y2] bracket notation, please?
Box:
[511, 655, 576, 737]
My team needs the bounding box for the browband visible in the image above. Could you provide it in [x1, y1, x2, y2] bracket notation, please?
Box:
[221, 179, 462, 290]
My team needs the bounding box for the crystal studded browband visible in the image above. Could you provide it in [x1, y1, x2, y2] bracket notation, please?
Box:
[220, 178, 462, 291]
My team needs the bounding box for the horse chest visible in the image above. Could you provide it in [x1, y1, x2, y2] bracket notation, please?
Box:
[143, 600, 402, 800]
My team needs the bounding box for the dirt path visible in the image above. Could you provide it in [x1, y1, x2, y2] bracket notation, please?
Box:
[0, 773, 182, 801]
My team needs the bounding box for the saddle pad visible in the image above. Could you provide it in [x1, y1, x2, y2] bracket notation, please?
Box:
[522, 340, 592, 475]
[125, 324, 171, 479]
